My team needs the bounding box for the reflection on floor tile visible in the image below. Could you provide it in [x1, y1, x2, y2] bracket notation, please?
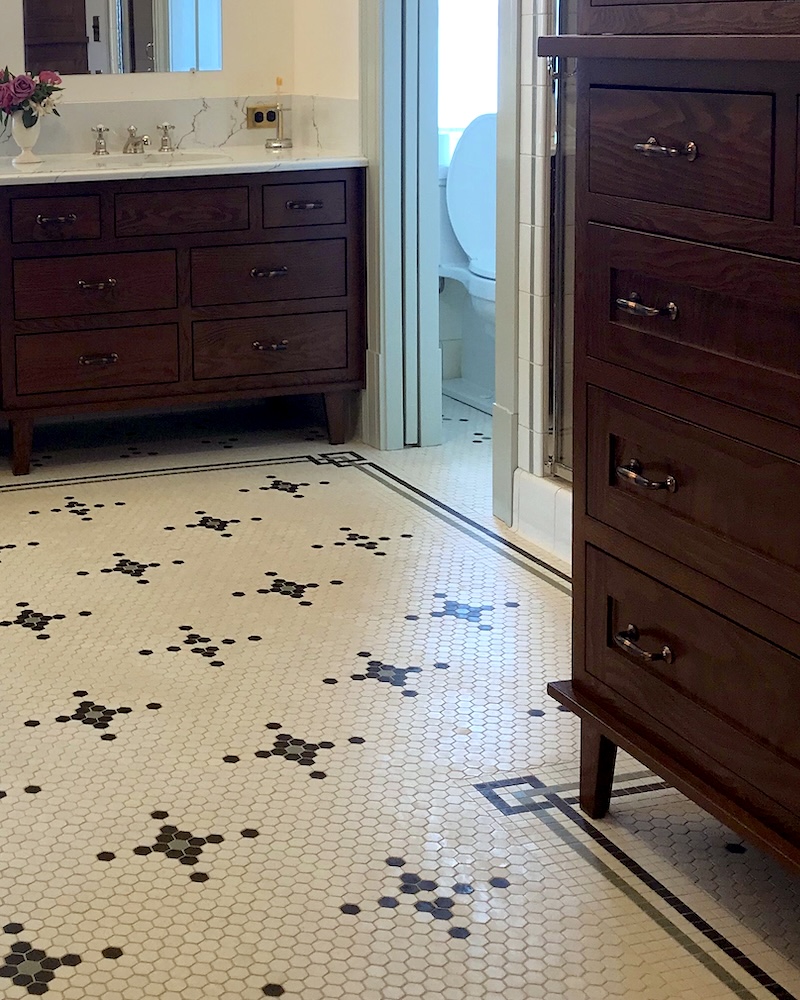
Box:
[0, 396, 798, 999]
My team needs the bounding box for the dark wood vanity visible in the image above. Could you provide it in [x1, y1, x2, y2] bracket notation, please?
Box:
[541, 19, 800, 874]
[0, 166, 366, 474]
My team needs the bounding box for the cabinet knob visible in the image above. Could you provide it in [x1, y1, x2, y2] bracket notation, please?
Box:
[36, 212, 77, 227]
[286, 200, 324, 211]
[615, 293, 678, 322]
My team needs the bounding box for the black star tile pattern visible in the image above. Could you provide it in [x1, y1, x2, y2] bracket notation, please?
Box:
[29, 692, 163, 741]
[339, 857, 512, 941]
[183, 511, 241, 537]
[322, 652, 450, 695]
[0, 603, 65, 641]
[255, 726, 335, 780]
[140, 625, 263, 667]
[0, 924, 122, 996]
[259, 475, 309, 497]
[96, 554, 161, 584]
[231, 573, 322, 605]
[130, 811, 225, 883]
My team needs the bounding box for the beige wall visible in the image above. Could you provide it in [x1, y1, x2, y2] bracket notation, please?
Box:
[293, 0, 360, 99]
[2, 0, 357, 105]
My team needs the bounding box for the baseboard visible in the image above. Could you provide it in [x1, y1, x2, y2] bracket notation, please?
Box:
[513, 467, 572, 568]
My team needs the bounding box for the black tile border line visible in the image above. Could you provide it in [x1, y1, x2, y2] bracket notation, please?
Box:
[477, 774, 798, 1000]
[361, 462, 572, 583]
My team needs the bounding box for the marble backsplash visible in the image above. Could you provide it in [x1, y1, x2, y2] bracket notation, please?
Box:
[0, 95, 360, 158]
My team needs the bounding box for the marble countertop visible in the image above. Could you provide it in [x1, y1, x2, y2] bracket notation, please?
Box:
[0, 146, 367, 186]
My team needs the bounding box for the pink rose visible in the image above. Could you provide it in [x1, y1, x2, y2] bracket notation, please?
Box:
[9, 74, 36, 103]
[38, 70, 62, 86]
[0, 82, 14, 112]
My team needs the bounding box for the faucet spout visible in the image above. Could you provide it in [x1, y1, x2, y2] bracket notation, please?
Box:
[123, 125, 151, 154]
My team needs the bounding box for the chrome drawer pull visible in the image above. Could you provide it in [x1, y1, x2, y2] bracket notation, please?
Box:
[615, 293, 678, 321]
[634, 136, 698, 162]
[36, 212, 77, 226]
[252, 339, 289, 352]
[79, 352, 119, 366]
[78, 278, 117, 291]
[286, 200, 324, 210]
[250, 266, 289, 279]
[616, 459, 678, 494]
[614, 624, 674, 665]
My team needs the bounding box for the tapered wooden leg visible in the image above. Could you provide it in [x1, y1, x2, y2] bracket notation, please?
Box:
[324, 390, 358, 445]
[10, 417, 33, 476]
[579, 719, 618, 818]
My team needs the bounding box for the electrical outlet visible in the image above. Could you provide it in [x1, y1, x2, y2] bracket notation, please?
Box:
[246, 105, 279, 129]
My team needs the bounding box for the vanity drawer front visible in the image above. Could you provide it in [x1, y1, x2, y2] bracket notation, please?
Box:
[587, 387, 800, 619]
[13, 251, 177, 320]
[584, 545, 800, 811]
[115, 187, 250, 237]
[11, 196, 101, 243]
[262, 182, 346, 228]
[193, 311, 348, 380]
[589, 87, 774, 219]
[587, 224, 800, 427]
[191, 240, 347, 307]
[15, 324, 179, 395]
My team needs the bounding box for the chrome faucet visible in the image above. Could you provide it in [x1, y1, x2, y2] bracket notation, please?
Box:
[123, 125, 150, 154]
[156, 122, 176, 153]
[91, 124, 109, 156]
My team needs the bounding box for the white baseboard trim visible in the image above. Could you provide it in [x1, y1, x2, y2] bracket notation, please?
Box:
[513, 468, 572, 569]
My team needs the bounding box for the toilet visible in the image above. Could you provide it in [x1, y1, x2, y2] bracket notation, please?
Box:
[439, 113, 497, 414]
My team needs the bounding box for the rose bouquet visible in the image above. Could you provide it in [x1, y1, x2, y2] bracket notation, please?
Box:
[0, 68, 63, 128]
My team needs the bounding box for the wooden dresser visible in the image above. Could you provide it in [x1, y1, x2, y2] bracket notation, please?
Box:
[0, 167, 366, 474]
[540, 33, 800, 874]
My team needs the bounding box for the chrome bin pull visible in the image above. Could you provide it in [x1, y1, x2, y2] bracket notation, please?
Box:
[634, 136, 698, 162]
[616, 459, 678, 494]
[614, 624, 675, 665]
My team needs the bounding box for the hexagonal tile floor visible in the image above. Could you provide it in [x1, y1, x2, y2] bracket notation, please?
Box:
[0, 398, 798, 999]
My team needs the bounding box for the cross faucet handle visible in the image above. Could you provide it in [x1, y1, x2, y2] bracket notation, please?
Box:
[157, 122, 175, 152]
[91, 124, 109, 155]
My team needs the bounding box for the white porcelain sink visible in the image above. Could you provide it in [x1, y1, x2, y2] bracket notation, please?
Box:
[93, 149, 233, 167]
[23, 149, 234, 174]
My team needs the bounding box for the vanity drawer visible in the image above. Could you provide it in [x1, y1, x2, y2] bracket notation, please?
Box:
[11, 195, 101, 243]
[584, 545, 800, 815]
[587, 386, 800, 620]
[115, 187, 250, 237]
[262, 181, 346, 228]
[190, 240, 347, 307]
[15, 324, 179, 395]
[589, 87, 774, 219]
[193, 311, 348, 380]
[13, 251, 177, 320]
[587, 224, 800, 427]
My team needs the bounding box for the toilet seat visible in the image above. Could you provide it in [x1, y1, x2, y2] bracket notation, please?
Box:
[446, 114, 497, 282]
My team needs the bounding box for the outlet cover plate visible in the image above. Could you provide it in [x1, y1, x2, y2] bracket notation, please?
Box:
[246, 105, 279, 129]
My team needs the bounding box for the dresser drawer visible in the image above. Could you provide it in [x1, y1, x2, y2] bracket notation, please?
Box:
[262, 181, 346, 228]
[115, 187, 250, 237]
[587, 387, 800, 619]
[190, 240, 347, 307]
[13, 251, 177, 320]
[193, 311, 348, 380]
[587, 224, 800, 427]
[584, 545, 800, 814]
[11, 195, 101, 243]
[15, 324, 179, 395]
[589, 87, 773, 219]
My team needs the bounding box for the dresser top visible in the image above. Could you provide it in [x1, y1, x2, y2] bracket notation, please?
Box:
[0, 146, 368, 188]
[539, 34, 800, 61]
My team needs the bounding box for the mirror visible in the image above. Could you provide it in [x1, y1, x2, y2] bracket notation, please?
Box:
[22, 0, 222, 75]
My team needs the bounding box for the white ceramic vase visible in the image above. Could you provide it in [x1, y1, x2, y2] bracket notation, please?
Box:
[11, 110, 43, 166]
